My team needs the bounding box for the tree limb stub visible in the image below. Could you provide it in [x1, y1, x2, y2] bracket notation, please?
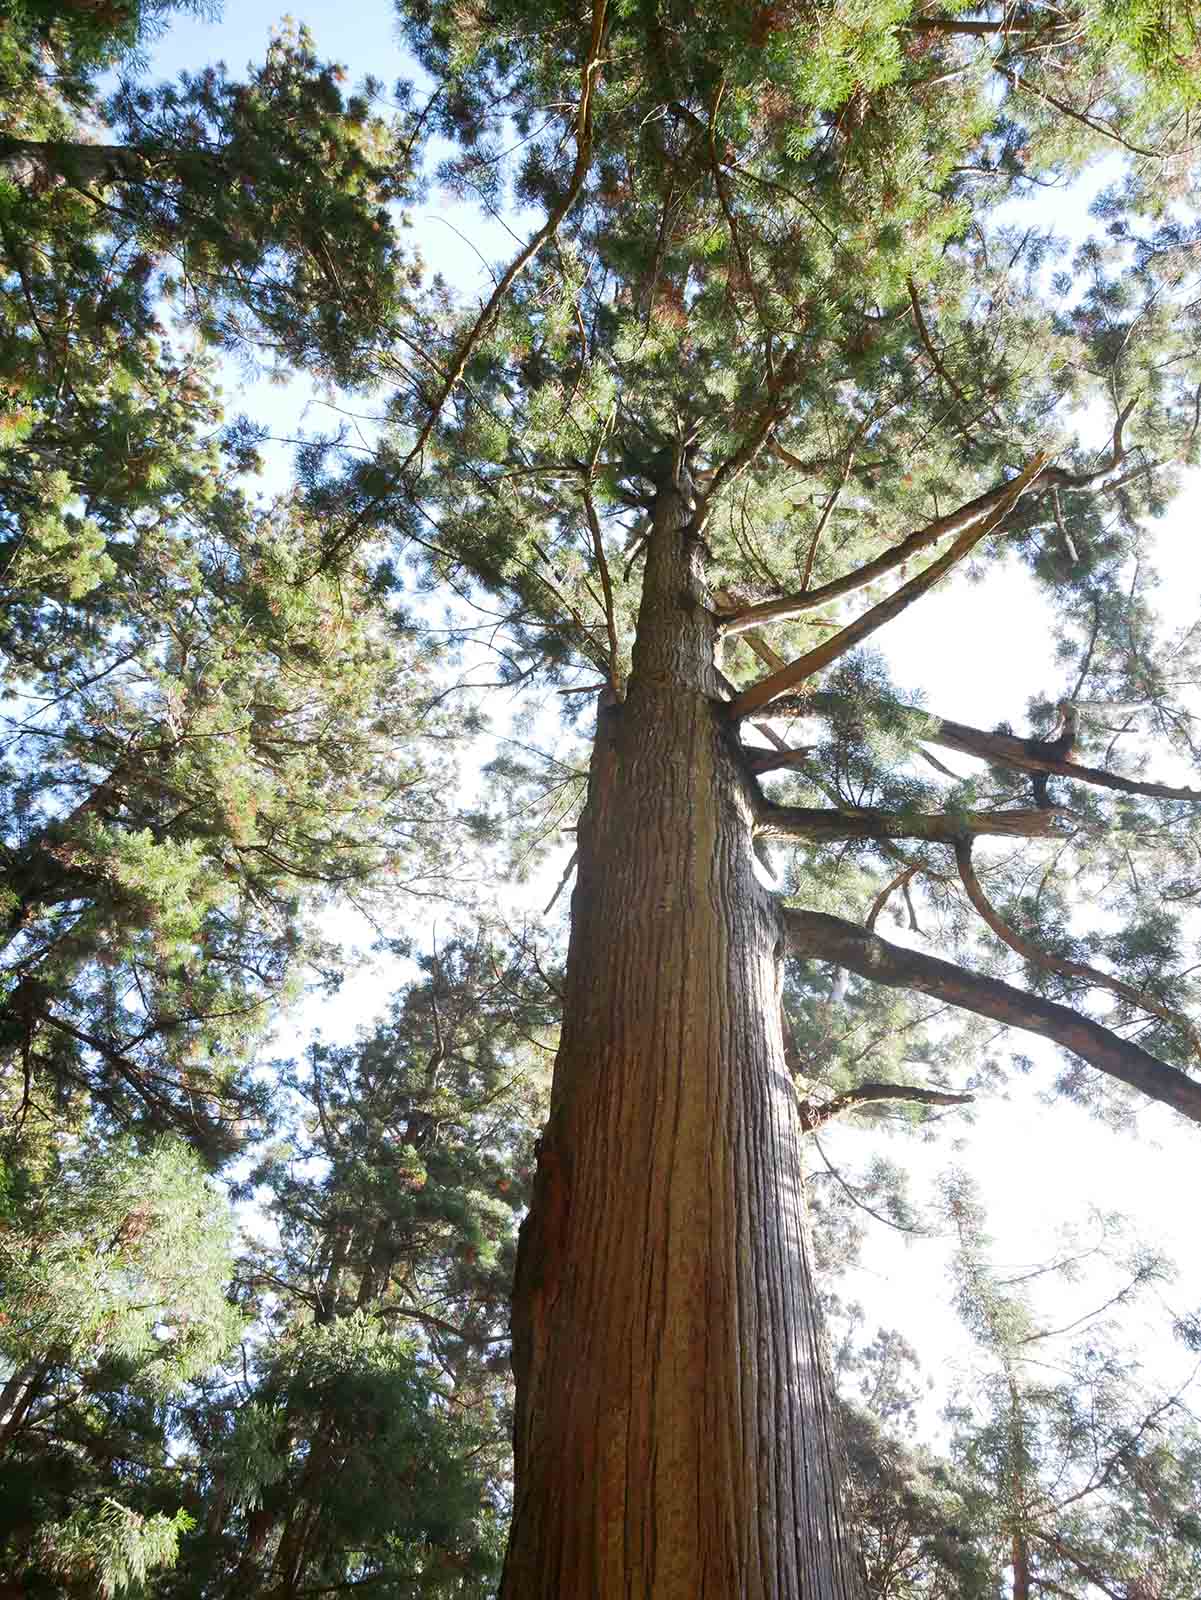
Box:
[749, 697, 1201, 803]
[758, 804, 1062, 844]
[783, 908, 1201, 1124]
[796, 1080, 975, 1133]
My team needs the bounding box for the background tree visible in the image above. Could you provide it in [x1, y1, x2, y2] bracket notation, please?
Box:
[1, 4, 455, 1161]
[161, 934, 553, 1599]
[0, 1128, 241, 1596]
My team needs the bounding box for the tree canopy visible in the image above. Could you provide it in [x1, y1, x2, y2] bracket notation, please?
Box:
[2, 0, 1201, 1593]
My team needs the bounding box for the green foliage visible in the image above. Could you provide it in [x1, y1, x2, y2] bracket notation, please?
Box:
[0, 0, 459, 1160]
[937, 1173, 1201, 1598]
[37, 1499, 194, 1599]
[0, 1135, 240, 1381]
[159, 935, 552, 1597]
[0, 1133, 239, 1596]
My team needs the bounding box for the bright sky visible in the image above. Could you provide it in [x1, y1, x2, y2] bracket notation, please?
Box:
[147, 0, 1201, 1471]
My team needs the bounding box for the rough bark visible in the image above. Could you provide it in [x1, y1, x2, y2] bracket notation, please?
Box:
[758, 804, 1061, 845]
[501, 473, 861, 1598]
[784, 908, 1201, 1123]
[0, 135, 150, 191]
[750, 698, 1201, 803]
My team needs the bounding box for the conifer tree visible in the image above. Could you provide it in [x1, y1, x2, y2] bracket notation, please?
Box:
[0, 1124, 241, 1596]
[164, 935, 553, 1599]
[1, 3, 451, 1161]
[291, 1, 1201, 1589]
[938, 1174, 1201, 1600]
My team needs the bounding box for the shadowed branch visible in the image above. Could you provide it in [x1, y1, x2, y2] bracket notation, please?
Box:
[758, 804, 1062, 844]
[797, 1080, 974, 1132]
[955, 837, 1200, 1057]
[751, 697, 1201, 802]
[783, 908, 1201, 1123]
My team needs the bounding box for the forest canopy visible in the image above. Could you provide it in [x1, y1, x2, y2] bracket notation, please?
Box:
[2, 0, 1201, 1595]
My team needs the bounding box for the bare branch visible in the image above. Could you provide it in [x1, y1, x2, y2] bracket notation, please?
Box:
[955, 838, 1201, 1056]
[866, 863, 921, 931]
[798, 441, 859, 595]
[722, 405, 1137, 641]
[542, 848, 578, 916]
[783, 908, 1201, 1124]
[797, 1079, 974, 1132]
[730, 455, 1050, 716]
[997, 67, 1168, 162]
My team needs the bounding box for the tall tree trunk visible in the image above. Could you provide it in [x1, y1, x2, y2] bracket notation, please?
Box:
[501, 470, 860, 1597]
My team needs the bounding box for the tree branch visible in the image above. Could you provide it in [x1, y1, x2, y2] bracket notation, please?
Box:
[906, 278, 980, 446]
[797, 1079, 974, 1132]
[996, 67, 1167, 162]
[730, 455, 1050, 716]
[866, 863, 922, 930]
[395, 0, 608, 479]
[758, 804, 1062, 845]
[955, 838, 1200, 1056]
[783, 908, 1201, 1124]
[722, 404, 1136, 642]
[581, 476, 621, 690]
[0, 135, 150, 190]
[798, 440, 858, 594]
[750, 696, 1201, 802]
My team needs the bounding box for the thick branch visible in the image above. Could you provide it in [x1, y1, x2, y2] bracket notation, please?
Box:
[758, 804, 1061, 845]
[797, 1080, 974, 1132]
[783, 908, 1201, 1124]
[0, 135, 150, 190]
[955, 838, 1201, 1055]
[730, 455, 1050, 716]
[751, 698, 1201, 802]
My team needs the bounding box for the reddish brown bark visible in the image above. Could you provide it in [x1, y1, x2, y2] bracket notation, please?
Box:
[501, 475, 860, 1597]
